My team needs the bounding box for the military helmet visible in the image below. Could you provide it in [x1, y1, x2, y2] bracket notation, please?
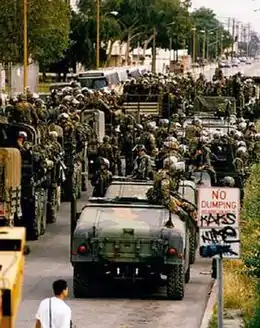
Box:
[100, 157, 110, 168]
[132, 144, 146, 152]
[49, 131, 58, 138]
[58, 112, 69, 120]
[103, 135, 110, 143]
[223, 176, 235, 187]
[18, 131, 27, 138]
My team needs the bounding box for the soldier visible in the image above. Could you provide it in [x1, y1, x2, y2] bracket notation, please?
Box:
[139, 122, 157, 156]
[123, 125, 135, 175]
[131, 144, 153, 180]
[146, 158, 196, 222]
[98, 136, 114, 167]
[16, 131, 26, 148]
[111, 141, 123, 176]
[91, 158, 112, 197]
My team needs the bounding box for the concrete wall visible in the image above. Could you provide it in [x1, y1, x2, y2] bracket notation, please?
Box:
[10, 62, 39, 94]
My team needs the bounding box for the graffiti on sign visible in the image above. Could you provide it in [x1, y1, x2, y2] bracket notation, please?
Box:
[198, 187, 240, 259]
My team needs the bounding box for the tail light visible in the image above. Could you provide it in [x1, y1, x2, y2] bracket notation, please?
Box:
[168, 247, 176, 255]
[77, 245, 88, 254]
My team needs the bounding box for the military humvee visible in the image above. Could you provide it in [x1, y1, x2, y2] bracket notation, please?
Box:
[106, 178, 199, 265]
[71, 197, 190, 300]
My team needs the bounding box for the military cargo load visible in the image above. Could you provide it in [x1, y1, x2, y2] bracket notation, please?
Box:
[71, 197, 191, 300]
[0, 148, 22, 226]
[194, 96, 236, 116]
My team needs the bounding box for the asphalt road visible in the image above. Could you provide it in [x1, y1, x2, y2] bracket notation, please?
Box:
[194, 60, 260, 80]
[17, 189, 212, 328]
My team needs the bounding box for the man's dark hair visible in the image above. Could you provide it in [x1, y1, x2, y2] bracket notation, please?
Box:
[52, 279, 68, 296]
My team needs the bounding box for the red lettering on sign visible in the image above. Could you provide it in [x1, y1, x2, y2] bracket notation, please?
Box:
[212, 190, 226, 200]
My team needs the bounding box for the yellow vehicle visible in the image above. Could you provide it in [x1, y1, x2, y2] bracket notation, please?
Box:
[0, 148, 22, 226]
[0, 227, 26, 328]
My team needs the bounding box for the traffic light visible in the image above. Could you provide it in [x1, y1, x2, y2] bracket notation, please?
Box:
[199, 244, 233, 258]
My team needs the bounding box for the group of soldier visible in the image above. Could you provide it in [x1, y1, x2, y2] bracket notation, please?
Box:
[0, 68, 259, 231]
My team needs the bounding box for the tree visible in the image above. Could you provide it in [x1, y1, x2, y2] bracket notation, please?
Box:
[191, 7, 233, 60]
[0, 0, 70, 67]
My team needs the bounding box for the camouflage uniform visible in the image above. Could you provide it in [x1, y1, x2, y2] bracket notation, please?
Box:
[91, 158, 112, 197]
[132, 145, 153, 180]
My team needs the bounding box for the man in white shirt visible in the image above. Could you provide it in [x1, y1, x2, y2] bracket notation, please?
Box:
[35, 279, 72, 328]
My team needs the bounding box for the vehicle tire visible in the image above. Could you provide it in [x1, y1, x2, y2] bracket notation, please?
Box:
[73, 266, 92, 298]
[29, 190, 41, 240]
[189, 230, 196, 265]
[166, 264, 185, 300]
[40, 189, 47, 235]
[185, 265, 191, 284]
[47, 187, 57, 224]
[56, 186, 61, 211]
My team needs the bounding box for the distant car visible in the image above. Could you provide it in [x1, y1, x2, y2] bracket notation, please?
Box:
[219, 61, 231, 68]
[191, 62, 200, 68]
[240, 57, 246, 63]
[246, 59, 252, 65]
[231, 60, 239, 67]
[219, 61, 227, 68]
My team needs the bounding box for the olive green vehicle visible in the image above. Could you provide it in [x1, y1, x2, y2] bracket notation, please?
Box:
[0, 121, 61, 239]
[71, 195, 191, 300]
[106, 178, 199, 265]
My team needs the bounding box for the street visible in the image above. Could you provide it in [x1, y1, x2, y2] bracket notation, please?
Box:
[16, 62, 260, 328]
[193, 60, 260, 80]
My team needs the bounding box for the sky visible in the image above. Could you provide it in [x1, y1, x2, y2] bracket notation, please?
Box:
[191, 0, 260, 32]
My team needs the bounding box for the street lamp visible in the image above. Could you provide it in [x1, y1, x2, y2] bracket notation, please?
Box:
[23, 0, 28, 92]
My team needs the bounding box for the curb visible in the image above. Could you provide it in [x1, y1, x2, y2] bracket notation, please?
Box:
[200, 280, 218, 328]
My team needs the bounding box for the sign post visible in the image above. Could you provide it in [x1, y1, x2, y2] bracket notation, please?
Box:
[197, 187, 241, 328]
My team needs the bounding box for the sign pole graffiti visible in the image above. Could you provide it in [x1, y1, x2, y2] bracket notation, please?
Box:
[198, 187, 241, 328]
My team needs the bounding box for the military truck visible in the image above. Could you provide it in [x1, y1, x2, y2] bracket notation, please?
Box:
[122, 94, 161, 123]
[106, 178, 199, 265]
[71, 197, 191, 300]
[0, 121, 59, 239]
[0, 148, 22, 226]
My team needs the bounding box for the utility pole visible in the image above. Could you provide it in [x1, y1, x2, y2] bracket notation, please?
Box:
[247, 23, 251, 57]
[215, 29, 218, 60]
[96, 0, 100, 68]
[206, 33, 209, 60]
[169, 37, 172, 67]
[192, 27, 196, 63]
[202, 31, 206, 62]
[231, 18, 235, 59]
[151, 27, 156, 73]
[23, 0, 28, 92]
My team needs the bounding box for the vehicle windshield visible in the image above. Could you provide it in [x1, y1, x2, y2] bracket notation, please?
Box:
[78, 77, 108, 90]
